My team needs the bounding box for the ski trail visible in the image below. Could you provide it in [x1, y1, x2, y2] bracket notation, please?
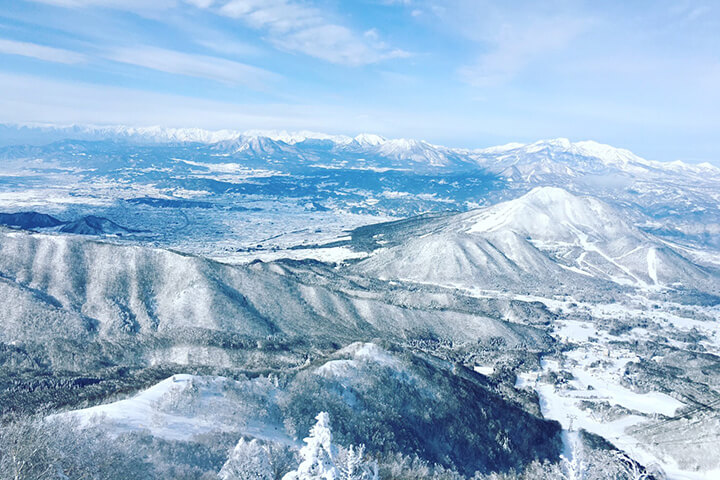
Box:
[647, 247, 658, 285]
[564, 222, 648, 287]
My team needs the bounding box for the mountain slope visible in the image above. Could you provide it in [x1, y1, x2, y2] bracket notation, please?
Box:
[0, 212, 64, 229]
[3, 124, 718, 178]
[57, 215, 141, 235]
[0, 212, 140, 236]
[353, 187, 718, 293]
[473, 138, 720, 179]
[65, 342, 562, 476]
[0, 230, 551, 370]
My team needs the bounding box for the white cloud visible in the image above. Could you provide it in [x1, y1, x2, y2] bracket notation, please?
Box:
[105, 46, 278, 87]
[25, 0, 409, 66]
[0, 72, 427, 134]
[216, 0, 409, 66]
[459, 16, 590, 87]
[0, 38, 87, 64]
[194, 38, 261, 57]
[425, 0, 592, 87]
[29, 0, 176, 8]
[269, 24, 409, 66]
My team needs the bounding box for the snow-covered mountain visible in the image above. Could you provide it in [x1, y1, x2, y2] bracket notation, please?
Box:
[4, 123, 716, 170]
[473, 137, 720, 179]
[3, 122, 718, 190]
[354, 187, 719, 293]
[0, 212, 140, 236]
[0, 228, 551, 364]
[0, 123, 466, 169]
[2, 122, 719, 259]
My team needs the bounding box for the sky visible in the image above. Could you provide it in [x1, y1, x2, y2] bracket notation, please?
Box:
[0, 0, 719, 163]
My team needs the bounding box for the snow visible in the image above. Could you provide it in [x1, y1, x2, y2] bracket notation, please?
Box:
[558, 263, 595, 277]
[354, 133, 387, 146]
[61, 374, 293, 444]
[5, 124, 720, 180]
[507, 289, 720, 479]
[3, 124, 719, 478]
[524, 360, 699, 479]
[283, 412, 339, 480]
[475, 142, 525, 153]
[243, 129, 353, 145]
[473, 365, 495, 376]
[559, 351, 684, 417]
[66, 374, 204, 440]
[555, 320, 596, 342]
[213, 246, 369, 265]
[372, 138, 452, 166]
[473, 136, 720, 180]
[466, 187, 629, 240]
[0, 190, 113, 208]
[647, 247, 658, 285]
[174, 158, 284, 178]
[316, 343, 402, 378]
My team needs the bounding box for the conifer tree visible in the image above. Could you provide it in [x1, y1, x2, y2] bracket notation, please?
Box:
[219, 438, 273, 480]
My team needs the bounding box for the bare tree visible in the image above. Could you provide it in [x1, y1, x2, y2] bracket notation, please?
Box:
[0, 414, 152, 480]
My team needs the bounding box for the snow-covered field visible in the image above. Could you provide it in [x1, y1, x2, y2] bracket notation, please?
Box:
[514, 291, 720, 479]
[64, 374, 294, 445]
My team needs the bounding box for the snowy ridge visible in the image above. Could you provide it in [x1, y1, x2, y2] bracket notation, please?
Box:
[474, 137, 720, 177]
[0, 229, 551, 350]
[0, 123, 399, 149]
[2, 123, 718, 175]
[466, 186, 635, 242]
[355, 187, 718, 292]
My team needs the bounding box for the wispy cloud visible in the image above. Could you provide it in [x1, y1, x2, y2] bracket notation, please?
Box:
[28, 0, 176, 9]
[215, 0, 409, 66]
[0, 35, 275, 88]
[26, 0, 409, 67]
[0, 71, 430, 135]
[458, 16, 590, 87]
[0, 38, 87, 64]
[105, 46, 279, 87]
[410, 0, 591, 87]
[193, 37, 262, 57]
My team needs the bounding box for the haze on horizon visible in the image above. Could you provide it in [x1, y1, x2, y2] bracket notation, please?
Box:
[1, 0, 719, 164]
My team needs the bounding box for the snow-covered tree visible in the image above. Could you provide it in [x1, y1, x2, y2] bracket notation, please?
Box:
[283, 412, 339, 480]
[219, 438, 273, 480]
[612, 451, 652, 480]
[337, 444, 378, 480]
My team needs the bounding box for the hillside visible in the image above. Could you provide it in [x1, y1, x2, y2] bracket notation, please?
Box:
[353, 187, 719, 293]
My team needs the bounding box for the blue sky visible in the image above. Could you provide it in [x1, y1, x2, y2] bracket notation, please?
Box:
[0, 0, 719, 163]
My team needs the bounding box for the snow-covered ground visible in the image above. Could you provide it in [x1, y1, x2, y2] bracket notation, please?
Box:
[63, 374, 293, 445]
[514, 291, 720, 480]
[211, 245, 370, 265]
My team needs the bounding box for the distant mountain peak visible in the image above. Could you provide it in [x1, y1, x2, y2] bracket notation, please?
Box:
[353, 133, 387, 146]
[58, 215, 141, 236]
[479, 137, 646, 166]
[526, 137, 573, 151]
[465, 186, 636, 244]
